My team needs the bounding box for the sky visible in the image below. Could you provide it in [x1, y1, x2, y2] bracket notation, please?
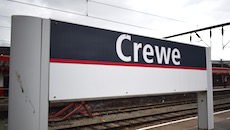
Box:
[0, 0, 229, 60]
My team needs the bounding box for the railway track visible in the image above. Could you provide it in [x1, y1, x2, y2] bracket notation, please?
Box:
[0, 88, 229, 130]
[49, 93, 230, 130]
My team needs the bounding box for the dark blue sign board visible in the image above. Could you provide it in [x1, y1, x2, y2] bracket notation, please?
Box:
[50, 20, 206, 70]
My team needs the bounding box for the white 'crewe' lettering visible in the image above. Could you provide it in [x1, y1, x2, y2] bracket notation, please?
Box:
[143, 44, 154, 63]
[134, 42, 142, 62]
[116, 34, 131, 62]
[155, 46, 171, 64]
[115, 34, 181, 65]
[171, 48, 181, 65]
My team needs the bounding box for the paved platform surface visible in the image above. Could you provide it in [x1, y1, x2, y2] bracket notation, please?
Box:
[138, 110, 230, 130]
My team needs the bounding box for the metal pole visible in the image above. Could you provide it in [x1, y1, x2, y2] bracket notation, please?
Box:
[197, 47, 214, 130]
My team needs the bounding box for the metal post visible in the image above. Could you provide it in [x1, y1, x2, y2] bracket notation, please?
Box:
[197, 47, 214, 130]
[39, 18, 50, 130]
[8, 16, 50, 130]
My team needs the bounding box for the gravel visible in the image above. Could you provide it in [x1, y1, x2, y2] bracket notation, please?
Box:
[0, 119, 7, 130]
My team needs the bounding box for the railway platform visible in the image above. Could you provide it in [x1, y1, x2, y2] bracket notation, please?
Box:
[138, 110, 230, 130]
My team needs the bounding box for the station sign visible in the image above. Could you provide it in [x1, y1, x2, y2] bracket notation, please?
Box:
[49, 20, 208, 101]
[9, 16, 213, 130]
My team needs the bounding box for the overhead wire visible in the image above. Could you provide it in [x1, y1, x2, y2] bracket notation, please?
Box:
[195, 32, 209, 47]
[7, 0, 85, 16]
[7, 0, 157, 31]
[0, 15, 10, 18]
[0, 15, 11, 29]
[89, 0, 185, 23]
[0, 40, 10, 45]
[0, 26, 10, 29]
[224, 40, 230, 49]
[210, 29, 212, 47]
[164, 22, 230, 39]
[7, 0, 187, 31]
[221, 26, 224, 50]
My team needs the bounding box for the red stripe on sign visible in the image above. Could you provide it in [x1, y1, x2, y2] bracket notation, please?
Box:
[50, 58, 206, 70]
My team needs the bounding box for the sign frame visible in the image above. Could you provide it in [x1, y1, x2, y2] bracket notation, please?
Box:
[9, 16, 214, 130]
